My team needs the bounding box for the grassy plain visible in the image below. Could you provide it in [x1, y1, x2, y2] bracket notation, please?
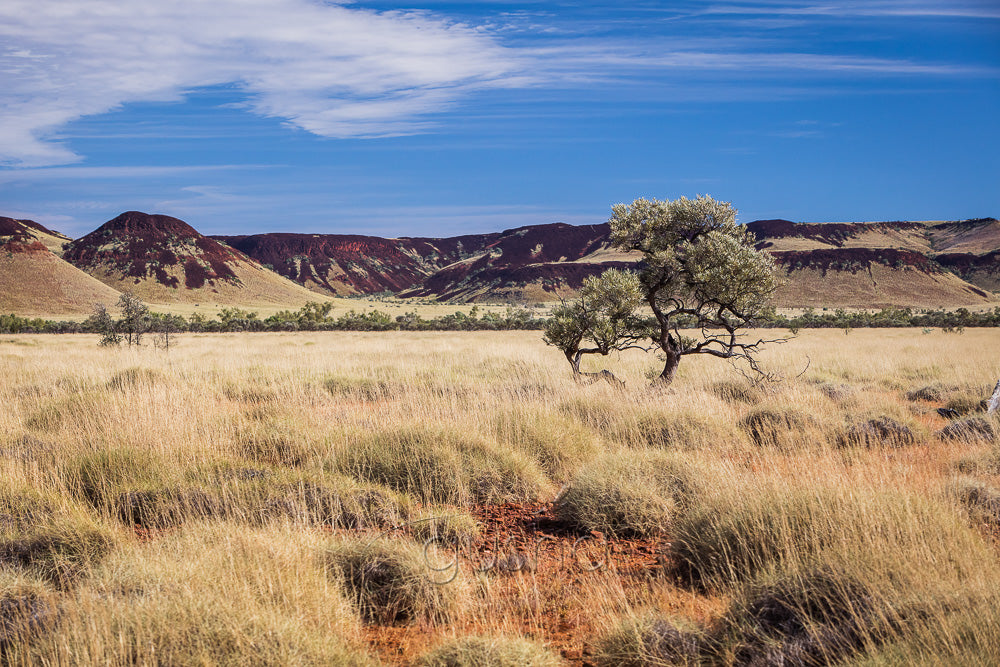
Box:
[1, 329, 999, 665]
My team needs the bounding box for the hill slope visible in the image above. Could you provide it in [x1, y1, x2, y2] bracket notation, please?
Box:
[746, 219, 997, 307]
[63, 212, 322, 306]
[1, 217, 121, 315]
[214, 231, 500, 296]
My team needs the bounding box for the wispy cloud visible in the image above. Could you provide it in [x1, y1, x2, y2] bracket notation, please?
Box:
[0, 0, 526, 166]
[0, 0, 992, 168]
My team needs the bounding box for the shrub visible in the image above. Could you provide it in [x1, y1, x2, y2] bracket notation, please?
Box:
[555, 450, 697, 537]
[325, 537, 469, 624]
[415, 635, 562, 667]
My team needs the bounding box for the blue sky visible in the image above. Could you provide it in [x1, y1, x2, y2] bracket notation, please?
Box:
[0, 0, 997, 238]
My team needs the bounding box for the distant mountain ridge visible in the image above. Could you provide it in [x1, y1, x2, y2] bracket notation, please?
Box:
[2, 211, 998, 315]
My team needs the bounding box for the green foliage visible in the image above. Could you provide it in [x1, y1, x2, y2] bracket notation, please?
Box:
[543, 269, 648, 373]
[117, 291, 150, 346]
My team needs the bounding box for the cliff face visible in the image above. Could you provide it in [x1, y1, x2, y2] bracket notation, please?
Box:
[747, 218, 998, 307]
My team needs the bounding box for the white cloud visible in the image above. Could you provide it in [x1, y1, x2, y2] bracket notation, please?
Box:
[0, 0, 525, 166]
[0, 0, 991, 167]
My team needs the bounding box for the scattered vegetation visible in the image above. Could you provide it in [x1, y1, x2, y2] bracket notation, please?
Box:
[1, 329, 999, 664]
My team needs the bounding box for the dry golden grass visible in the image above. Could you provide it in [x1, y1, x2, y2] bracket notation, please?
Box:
[1, 328, 999, 665]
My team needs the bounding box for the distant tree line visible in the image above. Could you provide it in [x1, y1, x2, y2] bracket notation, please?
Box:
[2, 303, 999, 336]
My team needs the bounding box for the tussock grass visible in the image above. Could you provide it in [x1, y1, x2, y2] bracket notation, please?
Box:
[491, 406, 601, 482]
[555, 449, 698, 537]
[670, 476, 992, 589]
[18, 522, 374, 665]
[326, 536, 470, 625]
[415, 635, 562, 667]
[336, 424, 552, 505]
[409, 508, 481, 545]
[591, 614, 703, 666]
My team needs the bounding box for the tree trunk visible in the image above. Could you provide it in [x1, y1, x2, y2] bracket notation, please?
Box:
[566, 350, 582, 376]
[657, 342, 681, 385]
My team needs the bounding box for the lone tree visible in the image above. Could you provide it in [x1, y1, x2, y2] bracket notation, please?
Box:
[545, 195, 781, 385]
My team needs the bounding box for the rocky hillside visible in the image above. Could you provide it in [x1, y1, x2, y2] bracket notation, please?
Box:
[746, 218, 998, 307]
[213, 231, 501, 295]
[1, 217, 120, 315]
[62, 212, 321, 305]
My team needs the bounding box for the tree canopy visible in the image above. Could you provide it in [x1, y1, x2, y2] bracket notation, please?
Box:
[545, 195, 782, 385]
